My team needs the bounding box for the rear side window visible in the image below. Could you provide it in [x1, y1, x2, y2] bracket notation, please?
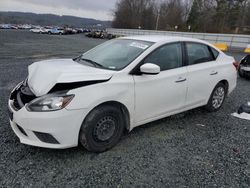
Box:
[144, 43, 182, 71]
[186, 43, 215, 65]
[211, 47, 219, 59]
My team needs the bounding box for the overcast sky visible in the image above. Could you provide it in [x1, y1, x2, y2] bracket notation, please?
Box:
[0, 0, 117, 21]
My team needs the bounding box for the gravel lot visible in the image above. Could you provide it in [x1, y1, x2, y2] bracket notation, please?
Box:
[0, 30, 249, 188]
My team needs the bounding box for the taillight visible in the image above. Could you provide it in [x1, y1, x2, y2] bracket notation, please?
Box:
[233, 62, 240, 70]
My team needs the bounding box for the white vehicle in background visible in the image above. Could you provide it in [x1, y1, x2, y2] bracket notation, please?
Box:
[43, 28, 52, 34]
[30, 27, 46, 34]
[72, 29, 78, 34]
[8, 36, 237, 152]
[20, 24, 32, 30]
[48, 28, 65, 35]
[0, 24, 12, 29]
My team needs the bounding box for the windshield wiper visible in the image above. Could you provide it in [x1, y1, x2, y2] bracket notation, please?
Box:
[80, 58, 104, 68]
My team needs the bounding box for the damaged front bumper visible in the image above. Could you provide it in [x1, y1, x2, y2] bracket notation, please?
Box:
[8, 81, 87, 149]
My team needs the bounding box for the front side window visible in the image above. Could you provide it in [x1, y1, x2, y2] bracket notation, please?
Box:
[143, 43, 183, 71]
[76, 39, 153, 70]
[186, 43, 215, 65]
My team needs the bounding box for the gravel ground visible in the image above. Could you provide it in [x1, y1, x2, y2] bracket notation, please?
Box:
[0, 30, 249, 188]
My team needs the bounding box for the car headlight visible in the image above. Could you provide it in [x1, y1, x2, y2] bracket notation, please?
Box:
[26, 93, 74, 112]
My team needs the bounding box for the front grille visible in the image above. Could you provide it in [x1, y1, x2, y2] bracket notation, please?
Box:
[33, 132, 60, 144]
[13, 98, 21, 110]
[10, 81, 36, 111]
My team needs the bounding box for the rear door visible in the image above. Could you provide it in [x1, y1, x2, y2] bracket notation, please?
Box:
[184, 42, 220, 108]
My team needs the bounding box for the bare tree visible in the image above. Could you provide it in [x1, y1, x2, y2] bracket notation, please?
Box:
[157, 0, 186, 30]
[112, 0, 250, 33]
[112, 0, 156, 29]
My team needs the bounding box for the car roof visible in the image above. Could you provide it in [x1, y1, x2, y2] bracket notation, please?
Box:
[121, 35, 208, 44]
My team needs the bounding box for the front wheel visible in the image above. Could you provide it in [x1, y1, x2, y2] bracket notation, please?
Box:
[205, 83, 227, 112]
[79, 105, 125, 152]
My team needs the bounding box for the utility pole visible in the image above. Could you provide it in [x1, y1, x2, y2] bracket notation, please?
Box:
[155, 10, 160, 30]
[155, 0, 163, 30]
[240, 0, 248, 29]
[236, 0, 248, 33]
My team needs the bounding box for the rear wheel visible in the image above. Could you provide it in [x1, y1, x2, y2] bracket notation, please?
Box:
[79, 105, 125, 153]
[205, 83, 227, 112]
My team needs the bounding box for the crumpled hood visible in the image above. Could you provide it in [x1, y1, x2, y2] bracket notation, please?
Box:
[28, 59, 115, 96]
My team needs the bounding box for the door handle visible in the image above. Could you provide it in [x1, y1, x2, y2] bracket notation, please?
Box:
[175, 77, 187, 83]
[210, 71, 218, 75]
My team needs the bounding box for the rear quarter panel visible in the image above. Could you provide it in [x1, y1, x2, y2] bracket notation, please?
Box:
[216, 54, 237, 95]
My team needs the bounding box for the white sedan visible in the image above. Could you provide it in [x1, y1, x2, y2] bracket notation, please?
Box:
[8, 36, 237, 152]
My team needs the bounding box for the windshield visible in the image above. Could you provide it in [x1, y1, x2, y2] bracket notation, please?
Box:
[76, 39, 153, 70]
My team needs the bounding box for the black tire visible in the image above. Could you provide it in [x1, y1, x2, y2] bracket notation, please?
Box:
[79, 105, 125, 152]
[205, 82, 227, 112]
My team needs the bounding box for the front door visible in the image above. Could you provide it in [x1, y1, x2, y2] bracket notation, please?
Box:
[133, 42, 188, 123]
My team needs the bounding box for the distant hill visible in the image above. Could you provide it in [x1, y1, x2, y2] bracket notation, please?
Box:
[0, 11, 112, 28]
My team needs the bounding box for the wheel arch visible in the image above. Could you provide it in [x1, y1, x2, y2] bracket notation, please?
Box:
[206, 79, 229, 104]
[218, 79, 229, 95]
[84, 101, 131, 131]
[205, 79, 229, 112]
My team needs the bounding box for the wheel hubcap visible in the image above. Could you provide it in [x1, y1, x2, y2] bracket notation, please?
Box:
[93, 116, 116, 142]
[212, 87, 225, 109]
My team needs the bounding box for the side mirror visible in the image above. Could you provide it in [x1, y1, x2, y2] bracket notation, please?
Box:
[140, 63, 160, 75]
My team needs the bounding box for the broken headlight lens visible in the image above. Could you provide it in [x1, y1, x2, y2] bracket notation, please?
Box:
[26, 93, 74, 112]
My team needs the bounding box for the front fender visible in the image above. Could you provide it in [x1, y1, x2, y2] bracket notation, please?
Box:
[66, 75, 135, 124]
